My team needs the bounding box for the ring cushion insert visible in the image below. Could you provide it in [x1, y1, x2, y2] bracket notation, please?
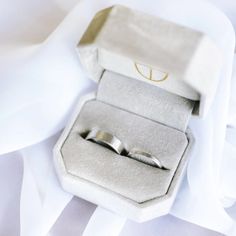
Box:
[60, 70, 193, 203]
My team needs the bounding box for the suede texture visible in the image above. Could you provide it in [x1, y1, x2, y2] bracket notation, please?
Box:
[61, 98, 189, 203]
[97, 71, 194, 132]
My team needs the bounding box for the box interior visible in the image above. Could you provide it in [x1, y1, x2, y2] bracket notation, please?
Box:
[60, 70, 195, 203]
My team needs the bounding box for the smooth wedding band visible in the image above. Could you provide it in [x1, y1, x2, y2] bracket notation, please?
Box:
[128, 149, 168, 170]
[85, 129, 168, 170]
[85, 129, 125, 155]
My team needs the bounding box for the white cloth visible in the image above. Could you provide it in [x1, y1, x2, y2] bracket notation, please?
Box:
[0, 0, 236, 235]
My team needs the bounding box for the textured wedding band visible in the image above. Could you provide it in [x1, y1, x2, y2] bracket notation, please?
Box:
[85, 129, 125, 155]
[128, 149, 168, 170]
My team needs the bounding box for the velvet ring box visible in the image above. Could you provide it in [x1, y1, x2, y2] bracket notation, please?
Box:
[53, 5, 222, 222]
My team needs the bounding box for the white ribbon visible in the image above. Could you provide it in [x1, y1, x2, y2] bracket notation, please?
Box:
[83, 207, 126, 236]
[20, 134, 73, 236]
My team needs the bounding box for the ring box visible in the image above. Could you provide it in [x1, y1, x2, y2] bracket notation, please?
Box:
[53, 5, 222, 222]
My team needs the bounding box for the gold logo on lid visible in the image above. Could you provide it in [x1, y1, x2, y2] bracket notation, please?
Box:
[134, 62, 168, 82]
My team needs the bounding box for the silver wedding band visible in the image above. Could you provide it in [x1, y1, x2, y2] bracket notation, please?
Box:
[128, 149, 168, 170]
[85, 129, 125, 155]
[85, 129, 168, 170]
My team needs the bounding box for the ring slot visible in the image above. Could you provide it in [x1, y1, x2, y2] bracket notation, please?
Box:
[83, 129, 169, 170]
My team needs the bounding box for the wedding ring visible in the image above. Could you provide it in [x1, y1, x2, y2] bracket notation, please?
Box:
[85, 129, 168, 170]
[85, 129, 125, 155]
[128, 149, 168, 170]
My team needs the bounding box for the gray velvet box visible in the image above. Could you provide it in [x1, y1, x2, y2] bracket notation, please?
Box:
[53, 5, 222, 222]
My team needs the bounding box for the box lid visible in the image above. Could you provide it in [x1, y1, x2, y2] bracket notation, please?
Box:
[77, 5, 222, 117]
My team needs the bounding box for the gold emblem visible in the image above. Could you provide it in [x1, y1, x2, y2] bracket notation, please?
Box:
[134, 62, 168, 82]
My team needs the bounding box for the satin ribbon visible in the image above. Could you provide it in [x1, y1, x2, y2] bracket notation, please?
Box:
[20, 134, 73, 236]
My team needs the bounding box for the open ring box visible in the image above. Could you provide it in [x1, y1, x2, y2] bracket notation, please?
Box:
[53, 5, 222, 222]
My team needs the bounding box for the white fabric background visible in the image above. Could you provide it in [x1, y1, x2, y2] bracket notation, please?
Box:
[0, 0, 236, 235]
